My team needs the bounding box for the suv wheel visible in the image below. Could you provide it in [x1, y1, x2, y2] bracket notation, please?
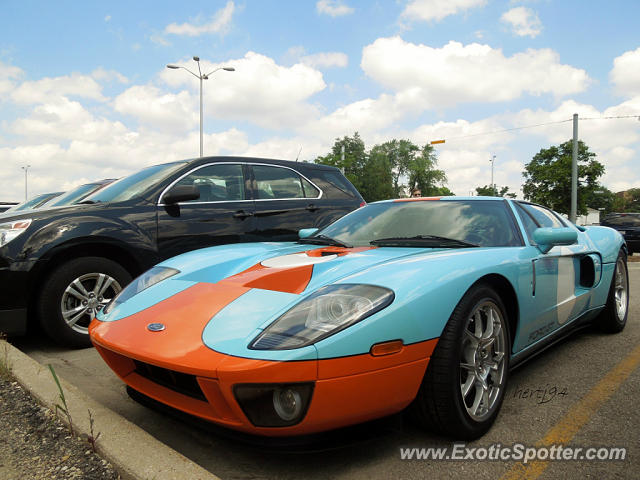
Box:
[38, 257, 132, 348]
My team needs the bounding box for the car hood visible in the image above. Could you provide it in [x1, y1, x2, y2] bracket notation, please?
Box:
[0, 202, 104, 222]
[94, 242, 443, 361]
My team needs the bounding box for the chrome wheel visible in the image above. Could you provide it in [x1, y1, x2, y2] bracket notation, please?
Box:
[460, 300, 507, 421]
[60, 273, 122, 334]
[614, 257, 628, 321]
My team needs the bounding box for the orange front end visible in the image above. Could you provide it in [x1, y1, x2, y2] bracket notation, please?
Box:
[91, 314, 437, 436]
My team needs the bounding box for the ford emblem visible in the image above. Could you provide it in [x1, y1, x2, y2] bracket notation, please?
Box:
[147, 323, 166, 332]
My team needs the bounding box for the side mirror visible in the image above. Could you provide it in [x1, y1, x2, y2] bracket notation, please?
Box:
[298, 228, 319, 239]
[162, 185, 200, 204]
[533, 227, 578, 254]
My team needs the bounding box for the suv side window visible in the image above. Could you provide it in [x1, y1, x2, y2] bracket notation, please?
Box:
[253, 165, 320, 200]
[515, 202, 564, 244]
[174, 164, 245, 202]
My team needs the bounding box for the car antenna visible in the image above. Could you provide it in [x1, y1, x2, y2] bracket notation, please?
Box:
[296, 146, 302, 162]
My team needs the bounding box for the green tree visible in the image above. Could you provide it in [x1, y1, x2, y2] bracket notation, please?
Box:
[522, 140, 605, 215]
[315, 132, 368, 194]
[316, 135, 452, 202]
[407, 144, 447, 196]
[361, 151, 394, 201]
[369, 140, 419, 197]
[475, 185, 516, 198]
[612, 188, 640, 212]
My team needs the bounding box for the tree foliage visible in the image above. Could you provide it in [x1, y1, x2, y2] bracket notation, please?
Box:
[522, 140, 605, 216]
[315, 133, 450, 202]
[475, 185, 516, 198]
[612, 188, 640, 213]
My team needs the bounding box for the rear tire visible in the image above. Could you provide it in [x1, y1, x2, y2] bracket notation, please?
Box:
[596, 250, 629, 333]
[410, 284, 510, 440]
[38, 257, 131, 348]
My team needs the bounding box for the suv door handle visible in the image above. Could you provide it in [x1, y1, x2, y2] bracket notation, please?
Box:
[233, 210, 254, 219]
[306, 204, 319, 211]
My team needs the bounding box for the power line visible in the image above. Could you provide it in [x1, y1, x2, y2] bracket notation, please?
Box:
[430, 113, 640, 144]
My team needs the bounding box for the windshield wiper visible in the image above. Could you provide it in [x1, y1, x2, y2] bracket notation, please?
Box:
[298, 234, 352, 248]
[370, 235, 478, 248]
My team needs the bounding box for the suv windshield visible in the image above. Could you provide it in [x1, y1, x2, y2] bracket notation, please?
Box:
[84, 162, 187, 203]
[44, 182, 107, 207]
[312, 200, 520, 248]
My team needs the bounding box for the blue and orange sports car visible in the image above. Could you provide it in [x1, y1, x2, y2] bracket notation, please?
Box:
[90, 197, 629, 439]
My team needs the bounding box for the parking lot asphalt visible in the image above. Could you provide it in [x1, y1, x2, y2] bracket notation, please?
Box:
[12, 263, 640, 480]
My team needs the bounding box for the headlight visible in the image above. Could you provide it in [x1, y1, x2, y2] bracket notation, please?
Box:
[0, 219, 32, 247]
[250, 284, 394, 350]
[102, 266, 180, 315]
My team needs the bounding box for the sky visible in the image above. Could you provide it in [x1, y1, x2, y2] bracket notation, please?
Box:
[1, 0, 639, 202]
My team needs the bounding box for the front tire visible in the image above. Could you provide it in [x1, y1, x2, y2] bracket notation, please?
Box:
[411, 284, 510, 440]
[38, 257, 132, 348]
[596, 250, 629, 333]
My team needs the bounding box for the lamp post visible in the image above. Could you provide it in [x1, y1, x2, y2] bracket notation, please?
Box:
[166, 56, 235, 157]
[21, 165, 31, 201]
[490, 155, 496, 195]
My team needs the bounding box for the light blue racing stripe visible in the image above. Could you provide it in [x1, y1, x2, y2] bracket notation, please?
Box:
[96, 280, 197, 322]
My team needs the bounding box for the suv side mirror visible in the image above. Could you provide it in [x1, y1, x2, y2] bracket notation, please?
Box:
[299, 228, 319, 239]
[533, 227, 578, 254]
[163, 185, 200, 204]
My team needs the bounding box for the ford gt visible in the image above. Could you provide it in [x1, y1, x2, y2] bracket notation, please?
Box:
[90, 197, 629, 439]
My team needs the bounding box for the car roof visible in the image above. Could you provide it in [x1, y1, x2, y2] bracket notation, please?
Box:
[185, 156, 341, 172]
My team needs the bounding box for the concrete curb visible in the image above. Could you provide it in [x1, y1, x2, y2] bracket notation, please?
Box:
[1, 339, 219, 480]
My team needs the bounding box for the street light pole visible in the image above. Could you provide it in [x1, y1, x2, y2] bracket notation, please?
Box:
[21, 165, 31, 201]
[166, 57, 235, 157]
[490, 155, 496, 195]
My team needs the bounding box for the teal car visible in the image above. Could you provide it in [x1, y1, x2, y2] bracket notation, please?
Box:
[91, 197, 628, 440]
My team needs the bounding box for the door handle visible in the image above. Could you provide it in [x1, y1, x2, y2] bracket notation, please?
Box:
[233, 210, 254, 219]
[306, 204, 319, 211]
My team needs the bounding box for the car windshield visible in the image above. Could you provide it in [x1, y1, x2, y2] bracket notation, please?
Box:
[43, 183, 105, 207]
[83, 162, 187, 203]
[6, 192, 63, 212]
[311, 200, 521, 248]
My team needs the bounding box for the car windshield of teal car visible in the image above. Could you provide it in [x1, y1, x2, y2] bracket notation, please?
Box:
[302, 200, 521, 248]
[80, 162, 187, 204]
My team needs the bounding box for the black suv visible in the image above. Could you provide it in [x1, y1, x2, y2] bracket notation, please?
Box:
[0, 156, 364, 347]
[600, 212, 640, 255]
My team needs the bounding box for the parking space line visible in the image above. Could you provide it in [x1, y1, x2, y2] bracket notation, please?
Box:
[500, 341, 640, 480]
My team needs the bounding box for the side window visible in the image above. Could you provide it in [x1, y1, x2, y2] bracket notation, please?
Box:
[253, 165, 310, 200]
[300, 176, 320, 199]
[515, 203, 563, 244]
[174, 164, 244, 202]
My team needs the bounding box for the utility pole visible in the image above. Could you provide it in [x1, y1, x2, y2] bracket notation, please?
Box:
[570, 113, 578, 223]
[21, 165, 31, 201]
[490, 155, 496, 195]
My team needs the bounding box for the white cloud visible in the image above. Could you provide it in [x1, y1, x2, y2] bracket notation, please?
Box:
[113, 85, 198, 132]
[161, 52, 326, 129]
[501, 7, 542, 38]
[10, 97, 129, 142]
[300, 52, 348, 69]
[401, 0, 487, 23]
[610, 46, 640, 98]
[316, 0, 354, 17]
[104, 15, 111, 22]
[11, 73, 107, 104]
[91, 68, 129, 84]
[361, 37, 590, 109]
[0, 61, 23, 96]
[165, 1, 235, 36]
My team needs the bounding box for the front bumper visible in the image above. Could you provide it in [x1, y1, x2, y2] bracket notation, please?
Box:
[0, 262, 30, 335]
[90, 318, 436, 436]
